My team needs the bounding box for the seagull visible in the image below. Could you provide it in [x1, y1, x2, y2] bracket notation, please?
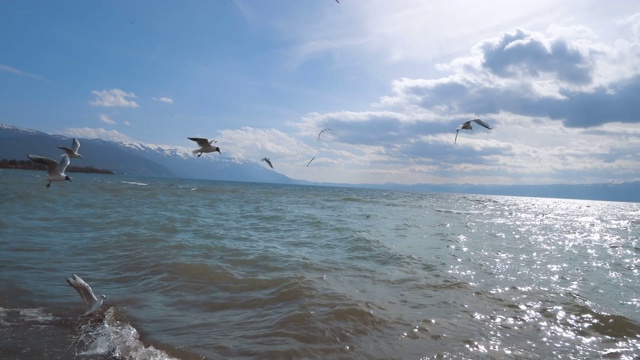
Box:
[318, 128, 331, 142]
[66, 274, 107, 316]
[58, 138, 82, 159]
[28, 154, 71, 188]
[306, 157, 316, 167]
[455, 119, 492, 143]
[262, 157, 273, 169]
[188, 137, 221, 157]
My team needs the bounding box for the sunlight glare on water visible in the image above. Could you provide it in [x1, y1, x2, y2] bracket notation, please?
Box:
[0, 170, 638, 359]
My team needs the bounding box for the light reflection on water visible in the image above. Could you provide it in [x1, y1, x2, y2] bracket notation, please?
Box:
[440, 195, 640, 358]
[0, 171, 638, 359]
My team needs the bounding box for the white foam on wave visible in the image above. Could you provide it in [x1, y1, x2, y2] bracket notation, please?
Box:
[18, 308, 58, 322]
[0, 307, 58, 324]
[77, 308, 177, 360]
[0, 307, 8, 325]
[121, 181, 149, 186]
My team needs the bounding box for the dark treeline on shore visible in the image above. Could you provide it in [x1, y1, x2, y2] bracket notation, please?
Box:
[0, 159, 115, 174]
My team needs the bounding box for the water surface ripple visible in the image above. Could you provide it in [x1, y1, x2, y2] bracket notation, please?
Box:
[0, 170, 639, 359]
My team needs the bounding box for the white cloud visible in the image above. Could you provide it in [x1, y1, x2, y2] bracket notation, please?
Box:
[90, 89, 139, 108]
[375, 23, 640, 127]
[279, 0, 583, 76]
[279, 17, 640, 185]
[0, 63, 49, 82]
[62, 127, 138, 143]
[0, 64, 26, 76]
[620, 12, 640, 41]
[153, 97, 174, 104]
[99, 114, 116, 125]
[217, 127, 317, 166]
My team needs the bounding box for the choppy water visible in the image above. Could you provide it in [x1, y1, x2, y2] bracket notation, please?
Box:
[0, 169, 639, 359]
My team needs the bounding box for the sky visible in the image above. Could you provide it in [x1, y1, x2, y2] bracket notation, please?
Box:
[1, 0, 639, 185]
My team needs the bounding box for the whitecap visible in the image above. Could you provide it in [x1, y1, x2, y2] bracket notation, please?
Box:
[18, 308, 58, 322]
[121, 181, 149, 186]
[76, 308, 177, 360]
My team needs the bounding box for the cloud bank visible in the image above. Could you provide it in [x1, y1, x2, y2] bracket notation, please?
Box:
[90, 89, 139, 108]
[284, 19, 640, 185]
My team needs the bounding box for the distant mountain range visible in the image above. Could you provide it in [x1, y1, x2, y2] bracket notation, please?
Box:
[0, 124, 298, 184]
[1, 124, 639, 202]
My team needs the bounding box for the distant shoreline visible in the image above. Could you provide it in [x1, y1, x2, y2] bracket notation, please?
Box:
[0, 159, 116, 175]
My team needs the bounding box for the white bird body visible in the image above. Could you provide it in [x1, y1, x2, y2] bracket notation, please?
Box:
[262, 157, 273, 169]
[188, 137, 221, 157]
[455, 119, 492, 143]
[58, 138, 82, 159]
[66, 274, 107, 316]
[28, 154, 72, 188]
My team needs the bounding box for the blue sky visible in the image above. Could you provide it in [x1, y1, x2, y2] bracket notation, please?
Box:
[1, 1, 640, 185]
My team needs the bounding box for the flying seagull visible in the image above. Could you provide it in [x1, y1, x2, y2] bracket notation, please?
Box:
[188, 137, 221, 157]
[261, 157, 273, 169]
[318, 128, 331, 142]
[455, 119, 492, 143]
[306, 157, 316, 167]
[66, 274, 107, 316]
[58, 138, 82, 159]
[28, 154, 71, 188]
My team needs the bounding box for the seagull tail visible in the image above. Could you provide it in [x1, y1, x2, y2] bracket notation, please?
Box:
[191, 149, 200, 155]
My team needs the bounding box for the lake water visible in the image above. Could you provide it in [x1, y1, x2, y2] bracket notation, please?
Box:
[1, 169, 639, 359]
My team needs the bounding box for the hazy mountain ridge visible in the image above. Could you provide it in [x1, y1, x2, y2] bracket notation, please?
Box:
[0, 126, 172, 176]
[1, 124, 639, 202]
[0, 124, 297, 183]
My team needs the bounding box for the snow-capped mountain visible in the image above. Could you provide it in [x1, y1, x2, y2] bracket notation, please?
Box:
[0, 124, 297, 183]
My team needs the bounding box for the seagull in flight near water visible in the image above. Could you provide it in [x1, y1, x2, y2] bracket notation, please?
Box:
[58, 138, 83, 159]
[262, 157, 273, 169]
[455, 119, 492, 143]
[188, 137, 221, 157]
[28, 154, 72, 188]
[66, 274, 107, 316]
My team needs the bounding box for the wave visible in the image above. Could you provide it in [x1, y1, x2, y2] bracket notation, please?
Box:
[121, 181, 149, 186]
[76, 308, 177, 360]
[0, 306, 179, 360]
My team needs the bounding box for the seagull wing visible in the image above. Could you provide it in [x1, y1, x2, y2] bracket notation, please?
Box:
[66, 274, 98, 305]
[188, 137, 210, 147]
[455, 129, 459, 144]
[471, 119, 492, 130]
[58, 155, 70, 174]
[71, 138, 81, 152]
[306, 157, 316, 167]
[57, 146, 73, 156]
[262, 158, 273, 169]
[28, 155, 59, 176]
[317, 128, 331, 142]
